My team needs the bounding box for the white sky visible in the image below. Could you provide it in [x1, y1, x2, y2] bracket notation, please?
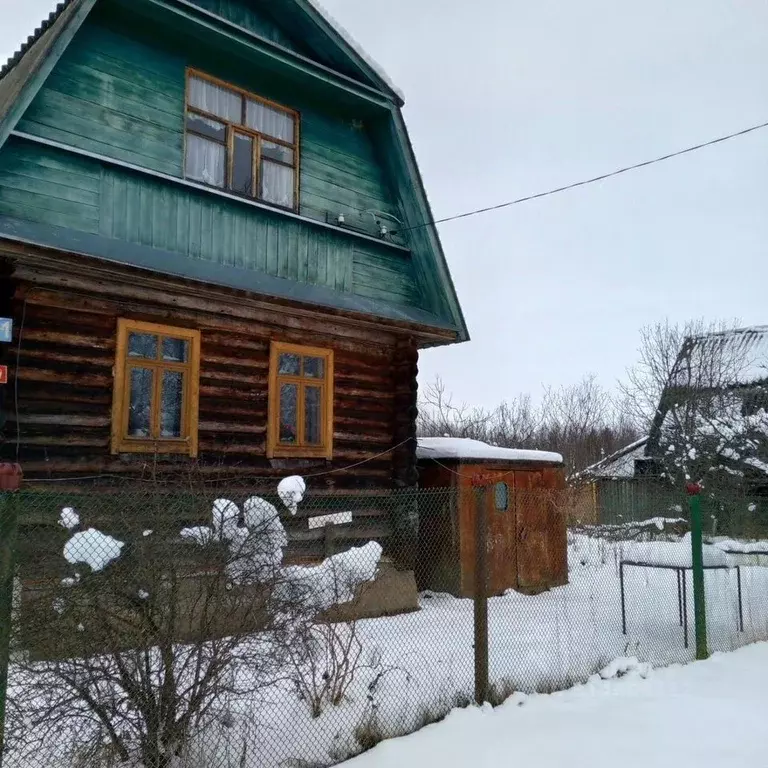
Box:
[2, 0, 768, 408]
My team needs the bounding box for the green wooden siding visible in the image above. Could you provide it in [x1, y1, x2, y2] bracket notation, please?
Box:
[353, 250, 418, 306]
[16, 12, 404, 242]
[0, 140, 101, 232]
[186, 0, 306, 54]
[0, 137, 415, 305]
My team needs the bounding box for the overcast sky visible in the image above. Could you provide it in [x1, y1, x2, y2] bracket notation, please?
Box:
[2, 0, 768, 408]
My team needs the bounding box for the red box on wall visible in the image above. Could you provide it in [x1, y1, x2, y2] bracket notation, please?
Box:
[0, 365, 7, 385]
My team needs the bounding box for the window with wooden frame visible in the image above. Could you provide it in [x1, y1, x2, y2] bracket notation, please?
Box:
[184, 70, 299, 211]
[111, 319, 201, 456]
[268, 342, 334, 459]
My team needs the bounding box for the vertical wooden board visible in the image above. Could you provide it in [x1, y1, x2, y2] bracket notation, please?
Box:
[98, 167, 114, 238]
[219, 207, 233, 268]
[233, 209, 246, 269]
[166, 188, 179, 253]
[137, 182, 151, 246]
[174, 190, 190, 255]
[187, 195, 202, 259]
[111, 174, 127, 241]
[486, 472, 517, 595]
[296, 226, 309, 283]
[306, 236, 319, 284]
[199, 201, 213, 262]
[515, 470, 553, 592]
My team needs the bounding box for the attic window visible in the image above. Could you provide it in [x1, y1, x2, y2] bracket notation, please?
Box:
[184, 70, 299, 211]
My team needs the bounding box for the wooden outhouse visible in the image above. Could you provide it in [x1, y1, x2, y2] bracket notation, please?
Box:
[416, 438, 567, 596]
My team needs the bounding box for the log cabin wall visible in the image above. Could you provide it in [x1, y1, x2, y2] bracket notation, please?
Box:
[0, 247, 432, 494]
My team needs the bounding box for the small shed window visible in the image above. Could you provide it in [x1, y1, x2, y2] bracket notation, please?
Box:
[268, 342, 334, 459]
[111, 320, 201, 456]
[185, 70, 299, 211]
[494, 482, 509, 511]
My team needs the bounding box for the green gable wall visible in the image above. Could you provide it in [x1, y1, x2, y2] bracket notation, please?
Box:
[15, 11, 405, 243]
[0, 0, 465, 335]
[186, 0, 307, 55]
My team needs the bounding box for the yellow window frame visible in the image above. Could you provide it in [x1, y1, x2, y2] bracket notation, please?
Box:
[111, 319, 201, 457]
[268, 341, 334, 459]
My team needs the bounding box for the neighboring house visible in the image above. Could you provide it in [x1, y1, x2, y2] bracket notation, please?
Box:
[0, 0, 468, 510]
[580, 326, 768, 525]
[645, 325, 768, 488]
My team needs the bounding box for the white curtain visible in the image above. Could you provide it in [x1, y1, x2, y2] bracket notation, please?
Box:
[261, 161, 294, 208]
[185, 134, 226, 188]
[247, 99, 294, 143]
[189, 76, 242, 122]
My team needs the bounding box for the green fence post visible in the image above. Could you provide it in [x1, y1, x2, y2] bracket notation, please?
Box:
[0, 491, 19, 766]
[687, 483, 708, 660]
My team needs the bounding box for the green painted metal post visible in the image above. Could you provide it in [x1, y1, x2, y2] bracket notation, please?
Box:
[0, 491, 18, 767]
[687, 484, 708, 660]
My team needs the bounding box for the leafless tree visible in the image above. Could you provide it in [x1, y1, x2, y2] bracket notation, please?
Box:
[617, 319, 741, 432]
[6, 490, 306, 768]
[418, 374, 639, 474]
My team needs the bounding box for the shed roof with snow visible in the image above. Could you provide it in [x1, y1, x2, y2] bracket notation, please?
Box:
[416, 437, 563, 465]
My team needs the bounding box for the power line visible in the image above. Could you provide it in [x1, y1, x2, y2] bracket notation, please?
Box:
[393, 119, 768, 235]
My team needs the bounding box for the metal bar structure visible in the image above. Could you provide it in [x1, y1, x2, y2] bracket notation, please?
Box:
[619, 560, 626, 635]
[473, 485, 489, 705]
[737, 566, 744, 633]
[620, 560, 744, 651]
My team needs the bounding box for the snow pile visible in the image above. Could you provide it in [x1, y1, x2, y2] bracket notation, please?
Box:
[417, 437, 563, 464]
[277, 476, 306, 515]
[59, 508, 79, 530]
[63, 529, 124, 572]
[599, 656, 651, 680]
[624, 533, 729, 567]
[284, 541, 382, 611]
[712, 539, 768, 555]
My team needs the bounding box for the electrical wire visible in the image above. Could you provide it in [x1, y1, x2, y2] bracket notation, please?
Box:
[392, 119, 768, 235]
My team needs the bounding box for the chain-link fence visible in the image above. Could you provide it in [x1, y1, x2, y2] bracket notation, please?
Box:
[1, 480, 767, 767]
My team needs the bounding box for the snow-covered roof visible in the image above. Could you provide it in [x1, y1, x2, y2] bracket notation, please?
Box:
[306, 0, 404, 102]
[416, 437, 563, 465]
[581, 437, 648, 480]
[672, 325, 768, 389]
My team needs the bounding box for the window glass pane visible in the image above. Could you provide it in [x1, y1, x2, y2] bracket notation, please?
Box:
[303, 357, 324, 379]
[128, 333, 158, 360]
[305, 386, 322, 445]
[494, 482, 509, 511]
[261, 160, 294, 209]
[185, 134, 226, 188]
[162, 337, 188, 363]
[188, 76, 242, 122]
[262, 140, 294, 165]
[128, 367, 153, 438]
[160, 370, 184, 438]
[186, 111, 226, 142]
[279, 383, 298, 444]
[246, 100, 294, 142]
[278, 353, 301, 375]
[232, 132, 254, 196]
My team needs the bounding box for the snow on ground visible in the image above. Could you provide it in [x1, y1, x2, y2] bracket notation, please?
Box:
[346, 642, 768, 768]
[9, 528, 768, 767]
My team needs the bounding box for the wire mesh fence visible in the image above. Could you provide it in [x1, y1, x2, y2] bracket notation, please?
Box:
[0, 480, 767, 767]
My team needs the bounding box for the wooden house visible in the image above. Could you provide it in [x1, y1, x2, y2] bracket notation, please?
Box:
[0, 1, 467, 504]
[416, 438, 567, 596]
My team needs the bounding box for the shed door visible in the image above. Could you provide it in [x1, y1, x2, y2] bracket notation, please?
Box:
[486, 476, 517, 595]
[515, 471, 552, 591]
